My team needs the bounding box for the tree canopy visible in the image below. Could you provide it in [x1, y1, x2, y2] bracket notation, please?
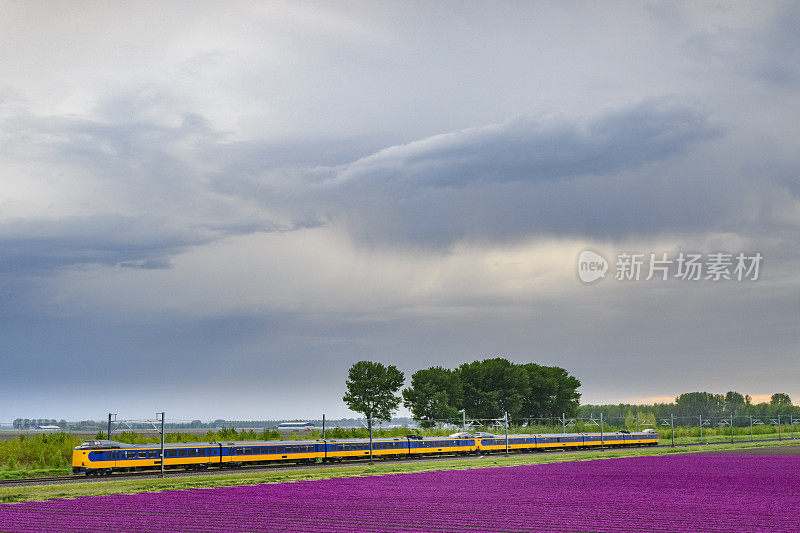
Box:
[401, 357, 581, 424]
[402, 367, 463, 428]
[342, 361, 405, 423]
[771, 393, 792, 406]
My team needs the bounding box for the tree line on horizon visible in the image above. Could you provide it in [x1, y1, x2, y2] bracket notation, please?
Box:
[579, 391, 798, 422]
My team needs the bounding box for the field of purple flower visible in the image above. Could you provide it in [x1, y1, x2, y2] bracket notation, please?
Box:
[1, 453, 799, 532]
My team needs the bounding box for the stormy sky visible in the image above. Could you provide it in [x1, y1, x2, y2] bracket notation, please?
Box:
[1, 1, 798, 422]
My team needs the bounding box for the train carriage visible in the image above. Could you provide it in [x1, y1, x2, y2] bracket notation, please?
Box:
[73, 431, 658, 475]
[407, 437, 477, 456]
[324, 437, 408, 461]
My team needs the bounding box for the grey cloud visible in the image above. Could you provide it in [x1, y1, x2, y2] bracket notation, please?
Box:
[0, 96, 792, 275]
[0, 215, 196, 272]
[684, 4, 800, 87]
[0, 98, 397, 275]
[338, 102, 718, 189]
[306, 101, 743, 245]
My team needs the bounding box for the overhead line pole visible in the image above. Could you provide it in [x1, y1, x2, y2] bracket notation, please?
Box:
[600, 413, 604, 450]
[107, 413, 116, 440]
[671, 414, 676, 447]
[368, 416, 373, 464]
[505, 412, 509, 456]
[158, 412, 165, 478]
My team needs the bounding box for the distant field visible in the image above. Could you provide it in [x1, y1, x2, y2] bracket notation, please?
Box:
[2, 446, 799, 532]
[0, 428, 220, 442]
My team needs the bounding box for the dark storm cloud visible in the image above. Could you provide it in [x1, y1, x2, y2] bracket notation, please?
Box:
[3, 95, 795, 276]
[0, 105, 327, 274]
[0, 215, 197, 272]
[314, 101, 747, 245]
[339, 102, 718, 188]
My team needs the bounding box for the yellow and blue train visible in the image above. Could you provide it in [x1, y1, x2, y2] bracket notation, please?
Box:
[73, 431, 658, 475]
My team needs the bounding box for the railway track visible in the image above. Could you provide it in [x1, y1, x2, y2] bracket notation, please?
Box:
[3, 437, 795, 487]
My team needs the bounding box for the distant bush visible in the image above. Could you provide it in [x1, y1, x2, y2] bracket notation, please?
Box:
[0, 433, 80, 471]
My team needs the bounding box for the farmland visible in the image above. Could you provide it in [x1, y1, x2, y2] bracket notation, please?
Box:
[1, 448, 798, 532]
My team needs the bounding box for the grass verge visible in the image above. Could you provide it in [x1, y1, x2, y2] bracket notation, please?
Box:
[0, 468, 71, 480]
[2, 439, 798, 504]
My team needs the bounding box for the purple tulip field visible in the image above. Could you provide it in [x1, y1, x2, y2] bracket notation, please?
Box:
[2, 453, 799, 532]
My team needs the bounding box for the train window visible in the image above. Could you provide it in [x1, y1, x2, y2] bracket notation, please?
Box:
[187, 449, 196, 457]
[125, 451, 136, 459]
[167, 450, 177, 458]
[179, 450, 187, 457]
[268, 446, 276, 453]
[235, 448, 243, 455]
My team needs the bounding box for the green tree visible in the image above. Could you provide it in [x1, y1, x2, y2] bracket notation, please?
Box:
[402, 367, 462, 428]
[519, 364, 581, 420]
[770, 393, 792, 406]
[459, 358, 528, 420]
[342, 361, 405, 462]
[542, 366, 581, 418]
[723, 391, 746, 415]
[675, 392, 722, 416]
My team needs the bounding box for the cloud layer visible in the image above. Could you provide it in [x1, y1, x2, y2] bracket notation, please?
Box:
[0, 2, 799, 420]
